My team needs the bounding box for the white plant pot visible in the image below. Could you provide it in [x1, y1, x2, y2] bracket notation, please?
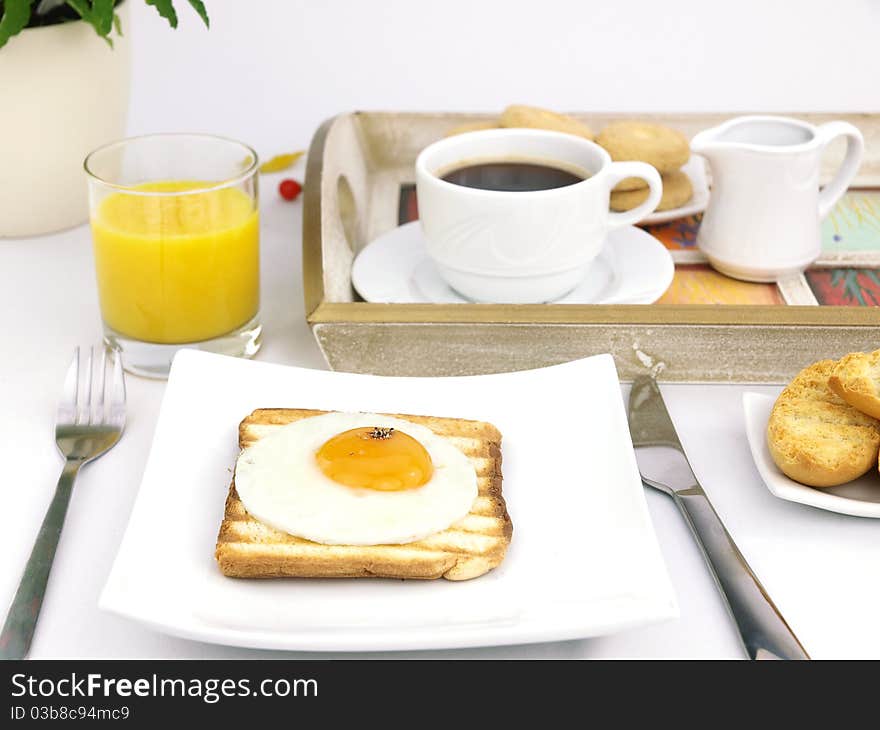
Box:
[0, 4, 131, 237]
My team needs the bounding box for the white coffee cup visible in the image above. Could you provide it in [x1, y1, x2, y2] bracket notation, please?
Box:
[415, 128, 662, 303]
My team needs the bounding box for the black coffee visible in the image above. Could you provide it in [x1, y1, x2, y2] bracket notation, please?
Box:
[440, 160, 585, 192]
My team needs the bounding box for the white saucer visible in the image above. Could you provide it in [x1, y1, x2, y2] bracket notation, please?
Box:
[743, 392, 880, 518]
[640, 155, 710, 225]
[352, 221, 674, 305]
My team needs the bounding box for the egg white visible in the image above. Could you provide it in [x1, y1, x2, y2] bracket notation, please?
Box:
[234, 412, 478, 545]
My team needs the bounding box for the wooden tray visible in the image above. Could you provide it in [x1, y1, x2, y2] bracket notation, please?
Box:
[303, 111, 880, 382]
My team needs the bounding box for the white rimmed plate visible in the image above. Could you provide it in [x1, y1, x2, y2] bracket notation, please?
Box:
[351, 221, 673, 305]
[100, 350, 678, 652]
[743, 392, 880, 518]
[639, 155, 710, 225]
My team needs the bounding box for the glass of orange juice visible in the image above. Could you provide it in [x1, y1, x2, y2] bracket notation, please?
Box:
[85, 134, 261, 378]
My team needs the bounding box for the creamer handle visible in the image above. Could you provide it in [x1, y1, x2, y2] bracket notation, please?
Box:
[817, 122, 864, 219]
[605, 161, 663, 229]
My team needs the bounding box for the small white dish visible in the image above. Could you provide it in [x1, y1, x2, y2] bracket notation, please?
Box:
[743, 392, 880, 518]
[100, 350, 678, 652]
[352, 221, 673, 305]
[640, 155, 710, 225]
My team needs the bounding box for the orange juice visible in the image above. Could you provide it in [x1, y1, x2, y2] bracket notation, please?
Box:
[91, 181, 259, 344]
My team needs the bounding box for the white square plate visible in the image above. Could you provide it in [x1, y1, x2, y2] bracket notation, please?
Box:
[744, 392, 880, 518]
[100, 351, 677, 651]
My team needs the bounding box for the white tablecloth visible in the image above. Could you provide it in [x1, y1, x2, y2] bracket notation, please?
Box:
[2, 0, 878, 659]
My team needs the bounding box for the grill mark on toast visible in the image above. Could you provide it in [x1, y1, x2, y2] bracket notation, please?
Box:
[217, 408, 511, 581]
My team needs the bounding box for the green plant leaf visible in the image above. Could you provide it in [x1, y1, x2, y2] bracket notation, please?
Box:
[187, 0, 209, 28]
[146, 0, 178, 28]
[92, 0, 114, 35]
[0, 0, 208, 52]
[64, 0, 112, 45]
[145, 1, 210, 31]
[0, 0, 32, 50]
[64, 0, 89, 20]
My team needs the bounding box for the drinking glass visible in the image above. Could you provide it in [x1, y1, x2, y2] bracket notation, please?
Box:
[85, 134, 261, 378]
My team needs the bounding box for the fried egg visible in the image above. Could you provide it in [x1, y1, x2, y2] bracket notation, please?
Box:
[234, 412, 478, 545]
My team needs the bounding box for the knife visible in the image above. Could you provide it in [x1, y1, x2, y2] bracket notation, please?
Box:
[627, 376, 809, 660]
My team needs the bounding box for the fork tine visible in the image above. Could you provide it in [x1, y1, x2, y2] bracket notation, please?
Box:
[58, 347, 79, 424]
[109, 350, 126, 428]
[92, 347, 107, 425]
[78, 346, 93, 424]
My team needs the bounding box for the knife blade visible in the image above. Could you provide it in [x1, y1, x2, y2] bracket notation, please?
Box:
[628, 376, 809, 660]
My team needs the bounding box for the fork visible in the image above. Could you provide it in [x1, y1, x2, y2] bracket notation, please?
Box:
[0, 346, 125, 659]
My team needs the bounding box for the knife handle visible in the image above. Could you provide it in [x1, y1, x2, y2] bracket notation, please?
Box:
[673, 488, 809, 660]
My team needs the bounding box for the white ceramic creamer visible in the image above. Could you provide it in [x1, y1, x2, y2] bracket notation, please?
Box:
[691, 116, 863, 282]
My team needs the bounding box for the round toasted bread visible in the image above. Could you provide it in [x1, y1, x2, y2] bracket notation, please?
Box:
[610, 169, 693, 212]
[445, 120, 500, 137]
[612, 176, 649, 192]
[596, 120, 689, 173]
[828, 349, 880, 420]
[499, 105, 594, 140]
[767, 360, 880, 487]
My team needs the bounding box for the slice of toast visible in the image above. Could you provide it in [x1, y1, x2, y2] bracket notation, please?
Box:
[828, 349, 880, 421]
[767, 360, 880, 487]
[215, 409, 512, 581]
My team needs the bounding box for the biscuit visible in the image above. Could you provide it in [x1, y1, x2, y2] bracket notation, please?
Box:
[610, 169, 692, 212]
[828, 349, 880, 420]
[767, 360, 880, 487]
[500, 105, 594, 140]
[445, 120, 500, 137]
[613, 176, 650, 193]
[596, 121, 690, 173]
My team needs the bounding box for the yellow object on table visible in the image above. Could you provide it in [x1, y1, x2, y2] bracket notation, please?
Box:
[91, 181, 260, 345]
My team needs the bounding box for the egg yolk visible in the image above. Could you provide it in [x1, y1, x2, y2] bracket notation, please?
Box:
[315, 427, 433, 491]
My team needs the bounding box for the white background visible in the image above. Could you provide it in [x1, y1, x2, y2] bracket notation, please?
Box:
[128, 0, 880, 156]
[2, 0, 880, 658]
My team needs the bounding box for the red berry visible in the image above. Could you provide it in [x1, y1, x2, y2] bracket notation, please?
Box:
[279, 178, 302, 201]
